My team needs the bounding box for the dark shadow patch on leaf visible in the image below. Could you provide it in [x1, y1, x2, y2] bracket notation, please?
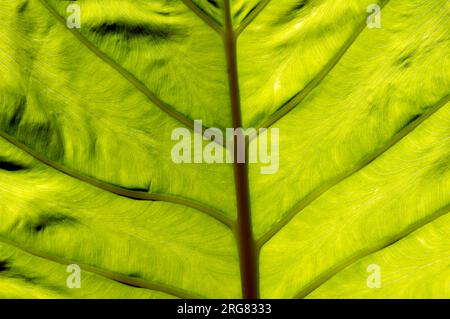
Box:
[125, 186, 151, 192]
[150, 58, 168, 70]
[156, 10, 171, 16]
[397, 55, 413, 68]
[206, 0, 219, 9]
[90, 22, 183, 41]
[292, 0, 308, 11]
[0, 260, 11, 272]
[32, 214, 79, 233]
[17, 0, 29, 13]
[15, 114, 65, 161]
[274, 0, 309, 25]
[429, 160, 450, 179]
[237, 3, 259, 23]
[399, 114, 421, 132]
[235, 6, 245, 19]
[396, 50, 416, 69]
[9, 96, 27, 129]
[0, 157, 27, 172]
[8, 273, 40, 284]
[6, 269, 64, 293]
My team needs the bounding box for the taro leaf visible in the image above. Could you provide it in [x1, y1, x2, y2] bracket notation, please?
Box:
[0, 0, 449, 299]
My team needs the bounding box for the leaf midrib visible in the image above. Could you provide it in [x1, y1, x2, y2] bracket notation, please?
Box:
[185, 0, 275, 299]
[222, 0, 258, 299]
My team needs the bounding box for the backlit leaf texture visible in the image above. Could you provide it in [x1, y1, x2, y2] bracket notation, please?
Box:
[0, 0, 449, 298]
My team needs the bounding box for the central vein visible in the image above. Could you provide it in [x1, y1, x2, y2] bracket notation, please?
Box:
[223, 0, 259, 299]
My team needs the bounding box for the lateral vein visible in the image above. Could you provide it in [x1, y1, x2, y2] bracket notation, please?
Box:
[295, 205, 450, 298]
[181, 0, 224, 36]
[251, 0, 392, 137]
[0, 131, 234, 229]
[235, 0, 272, 37]
[37, 0, 196, 131]
[0, 235, 200, 299]
[257, 94, 450, 248]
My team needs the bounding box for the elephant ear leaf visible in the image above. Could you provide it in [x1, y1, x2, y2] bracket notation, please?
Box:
[0, 0, 449, 299]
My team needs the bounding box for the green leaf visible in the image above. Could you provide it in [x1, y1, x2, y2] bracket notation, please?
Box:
[0, 0, 449, 298]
